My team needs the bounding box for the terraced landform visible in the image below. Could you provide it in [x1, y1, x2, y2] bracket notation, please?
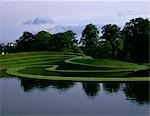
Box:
[0, 52, 149, 81]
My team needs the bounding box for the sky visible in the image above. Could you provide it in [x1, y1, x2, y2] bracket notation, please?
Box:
[0, 0, 150, 43]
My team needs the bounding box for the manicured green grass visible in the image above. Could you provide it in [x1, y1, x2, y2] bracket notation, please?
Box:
[0, 52, 78, 75]
[57, 56, 148, 71]
[7, 66, 149, 81]
[1, 51, 149, 81]
[72, 58, 138, 66]
[0, 51, 82, 60]
[18, 65, 61, 76]
[18, 65, 132, 77]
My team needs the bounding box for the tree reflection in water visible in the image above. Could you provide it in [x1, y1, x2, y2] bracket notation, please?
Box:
[123, 82, 150, 105]
[103, 82, 121, 93]
[82, 82, 100, 98]
[20, 78, 51, 92]
[19, 78, 149, 105]
[50, 81, 74, 91]
[20, 78, 74, 92]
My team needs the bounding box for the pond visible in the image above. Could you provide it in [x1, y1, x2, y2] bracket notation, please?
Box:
[0, 77, 149, 116]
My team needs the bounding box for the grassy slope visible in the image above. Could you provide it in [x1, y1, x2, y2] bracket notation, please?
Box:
[0, 51, 78, 76]
[1, 51, 149, 81]
[7, 66, 149, 81]
[57, 56, 147, 71]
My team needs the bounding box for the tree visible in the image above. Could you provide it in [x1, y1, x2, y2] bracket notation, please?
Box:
[33, 31, 52, 51]
[80, 24, 99, 56]
[60, 30, 79, 52]
[15, 30, 81, 53]
[96, 41, 112, 59]
[16, 32, 35, 52]
[122, 17, 149, 63]
[100, 24, 122, 59]
[51, 30, 80, 52]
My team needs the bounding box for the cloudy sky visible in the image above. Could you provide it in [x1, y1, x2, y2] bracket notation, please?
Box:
[0, 0, 150, 43]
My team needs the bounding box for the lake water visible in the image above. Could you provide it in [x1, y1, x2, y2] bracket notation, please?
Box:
[0, 77, 149, 116]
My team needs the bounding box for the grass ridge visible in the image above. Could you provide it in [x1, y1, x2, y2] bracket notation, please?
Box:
[1, 51, 149, 81]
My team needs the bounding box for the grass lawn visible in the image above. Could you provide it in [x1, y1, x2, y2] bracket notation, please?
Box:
[1, 51, 149, 81]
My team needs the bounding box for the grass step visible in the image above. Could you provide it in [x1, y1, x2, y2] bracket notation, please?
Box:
[1, 51, 149, 81]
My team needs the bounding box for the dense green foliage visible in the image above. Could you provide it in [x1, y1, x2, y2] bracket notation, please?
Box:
[80, 24, 99, 56]
[32, 31, 52, 51]
[122, 17, 149, 63]
[0, 17, 149, 63]
[100, 24, 122, 59]
[50, 31, 80, 52]
[13, 30, 81, 53]
[16, 32, 35, 52]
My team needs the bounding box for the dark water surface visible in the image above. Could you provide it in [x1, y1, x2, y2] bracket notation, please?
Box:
[0, 77, 149, 116]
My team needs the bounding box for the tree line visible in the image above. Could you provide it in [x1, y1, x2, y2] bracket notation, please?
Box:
[0, 17, 149, 63]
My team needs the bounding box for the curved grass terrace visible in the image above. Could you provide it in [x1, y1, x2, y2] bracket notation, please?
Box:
[1, 51, 149, 81]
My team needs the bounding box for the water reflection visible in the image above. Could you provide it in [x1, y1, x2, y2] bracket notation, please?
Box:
[103, 82, 121, 93]
[82, 82, 100, 98]
[19, 77, 149, 105]
[50, 81, 74, 91]
[21, 78, 51, 92]
[20, 78, 74, 92]
[123, 82, 150, 105]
